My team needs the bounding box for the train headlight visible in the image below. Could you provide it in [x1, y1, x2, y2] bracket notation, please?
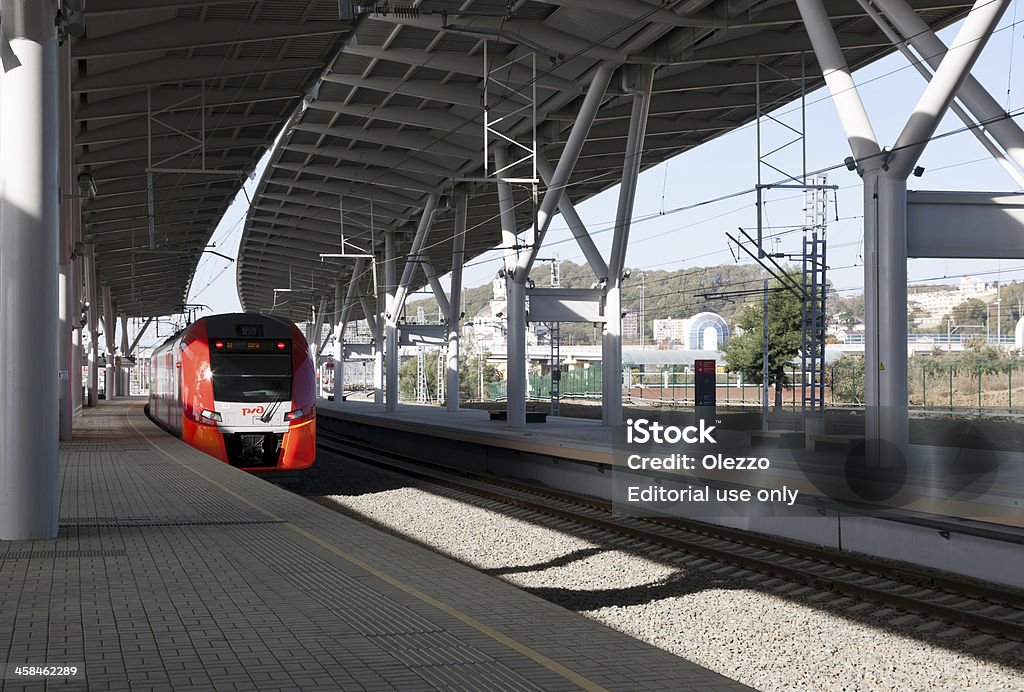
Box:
[200, 409, 223, 423]
[284, 408, 304, 421]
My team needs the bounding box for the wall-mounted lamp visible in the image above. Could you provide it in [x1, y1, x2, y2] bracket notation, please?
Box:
[77, 171, 97, 199]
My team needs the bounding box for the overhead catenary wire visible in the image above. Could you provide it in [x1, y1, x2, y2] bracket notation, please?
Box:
[237, 2, 1024, 322]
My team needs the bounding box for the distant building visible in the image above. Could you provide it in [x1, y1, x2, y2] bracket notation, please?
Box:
[653, 318, 688, 344]
[911, 275, 996, 329]
[622, 311, 639, 342]
[652, 313, 730, 349]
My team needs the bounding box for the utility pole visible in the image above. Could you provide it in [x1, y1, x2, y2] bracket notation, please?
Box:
[640, 272, 646, 348]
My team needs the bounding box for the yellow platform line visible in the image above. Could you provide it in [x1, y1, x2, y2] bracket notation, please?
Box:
[125, 405, 608, 692]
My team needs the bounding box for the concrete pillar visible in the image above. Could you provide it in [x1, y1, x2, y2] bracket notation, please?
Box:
[384, 230, 399, 412]
[505, 279, 527, 426]
[58, 263, 73, 438]
[119, 313, 129, 396]
[102, 286, 116, 399]
[602, 285, 623, 425]
[447, 192, 467, 412]
[799, 0, 1007, 455]
[57, 34, 73, 441]
[71, 257, 83, 414]
[603, 65, 654, 426]
[373, 287, 385, 405]
[0, 0, 61, 539]
[334, 258, 366, 400]
[333, 278, 345, 399]
[84, 245, 98, 407]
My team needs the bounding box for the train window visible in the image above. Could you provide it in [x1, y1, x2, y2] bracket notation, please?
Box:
[210, 352, 291, 402]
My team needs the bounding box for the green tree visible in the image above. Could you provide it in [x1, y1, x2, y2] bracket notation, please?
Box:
[723, 278, 803, 409]
[828, 355, 865, 404]
[938, 298, 988, 333]
[459, 349, 503, 401]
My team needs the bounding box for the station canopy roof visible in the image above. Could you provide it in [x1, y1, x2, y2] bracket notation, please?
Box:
[72, 1, 355, 317]
[69, 2, 973, 321]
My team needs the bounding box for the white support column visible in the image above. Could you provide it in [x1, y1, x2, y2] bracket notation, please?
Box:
[332, 278, 344, 400]
[420, 259, 451, 320]
[334, 258, 366, 401]
[0, 0, 60, 539]
[102, 286, 116, 399]
[493, 146, 520, 273]
[795, 0, 882, 168]
[384, 231, 399, 412]
[873, 0, 1024, 176]
[309, 296, 327, 360]
[875, 0, 1008, 451]
[359, 290, 378, 340]
[84, 245, 99, 407]
[516, 64, 614, 278]
[537, 154, 609, 280]
[603, 65, 654, 427]
[494, 146, 527, 427]
[59, 262, 73, 434]
[58, 35, 73, 441]
[390, 193, 439, 323]
[506, 279, 528, 426]
[855, 0, 1024, 188]
[71, 258, 83, 414]
[885, 0, 1009, 181]
[799, 0, 1006, 454]
[447, 191, 467, 412]
[119, 313, 129, 396]
[372, 277, 385, 405]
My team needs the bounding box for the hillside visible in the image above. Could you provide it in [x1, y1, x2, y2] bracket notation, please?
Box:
[404, 260, 771, 345]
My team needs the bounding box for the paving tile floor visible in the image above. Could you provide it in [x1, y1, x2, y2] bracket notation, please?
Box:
[0, 399, 750, 691]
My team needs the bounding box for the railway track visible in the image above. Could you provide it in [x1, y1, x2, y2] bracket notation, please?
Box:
[316, 429, 1024, 646]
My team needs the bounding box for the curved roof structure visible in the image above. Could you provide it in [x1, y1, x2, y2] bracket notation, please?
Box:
[72, 0, 355, 317]
[236, 0, 972, 324]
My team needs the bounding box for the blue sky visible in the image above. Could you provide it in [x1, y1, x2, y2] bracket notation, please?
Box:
[185, 6, 1024, 325]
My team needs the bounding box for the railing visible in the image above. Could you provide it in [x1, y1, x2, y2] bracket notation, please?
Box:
[841, 333, 1017, 345]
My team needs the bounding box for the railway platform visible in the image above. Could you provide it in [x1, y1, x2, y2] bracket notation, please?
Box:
[0, 399, 749, 691]
[317, 398, 1024, 588]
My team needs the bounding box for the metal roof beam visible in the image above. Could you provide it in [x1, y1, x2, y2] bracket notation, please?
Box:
[305, 101, 478, 136]
[281, 143, 457, 178]
[273, 162, 440, 194]
[75, 87, 298, 121]
[73, 57, 324, 93]
[290, 122, 478, 160]
[365, 15, 634, 65]
[86, 188, 230, 213]
[85, 157, 255, 183]
[339, 44, 580, 94]
[77, 137, 266, 166]
[321, 73, 529, 114]
[75, 21, 347, 59]
[77, 113, 282, 146]
[265, 177, 422, 207]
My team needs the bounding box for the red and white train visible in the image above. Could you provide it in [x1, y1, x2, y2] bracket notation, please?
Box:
[149, 313, 316, 473]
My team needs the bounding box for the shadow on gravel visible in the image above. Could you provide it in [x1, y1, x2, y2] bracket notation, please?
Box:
[518, 572, 742, 611]
[293, 435, 1024, 673]
[483, 547, 607, 577]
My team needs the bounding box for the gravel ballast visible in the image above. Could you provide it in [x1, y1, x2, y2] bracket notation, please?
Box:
[294, 454, 1024, 692]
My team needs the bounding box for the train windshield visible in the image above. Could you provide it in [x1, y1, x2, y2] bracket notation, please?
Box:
[210, 350, 292, 402]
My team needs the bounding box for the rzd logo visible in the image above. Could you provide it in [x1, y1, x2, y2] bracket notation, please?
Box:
[241, 406, 266, 416]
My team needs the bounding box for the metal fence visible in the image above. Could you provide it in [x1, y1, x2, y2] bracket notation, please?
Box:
[829, 358, 1024, 411]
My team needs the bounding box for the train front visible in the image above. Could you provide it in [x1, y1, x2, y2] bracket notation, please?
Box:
[183, 314, 316, 472]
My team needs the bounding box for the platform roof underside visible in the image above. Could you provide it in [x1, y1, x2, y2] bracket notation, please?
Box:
[71, 1, 973, 320]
